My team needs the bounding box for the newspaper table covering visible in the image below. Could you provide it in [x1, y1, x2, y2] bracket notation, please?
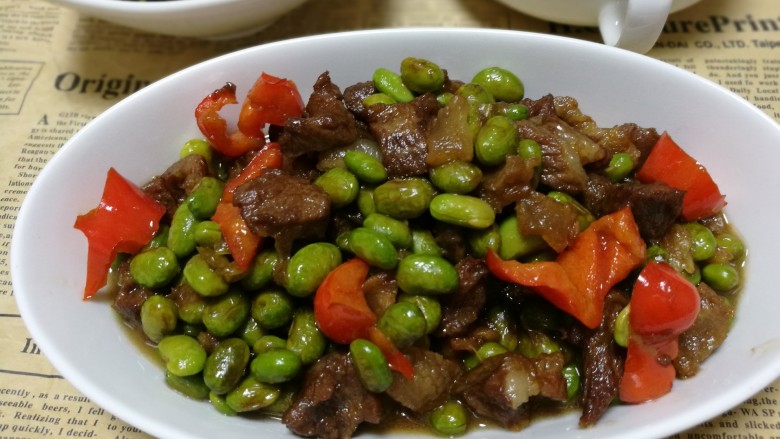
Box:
[1, 0, 779, 437]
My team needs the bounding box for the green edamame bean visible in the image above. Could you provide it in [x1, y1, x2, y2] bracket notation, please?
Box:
[129, 247, 180, 289]
[436, 91, 454, 106]
[563, 363, 581, 401]
[183, 254, 229, 297]
[516, 330, 561, 359]
[225, 376, 280, 413]
[430, 194, 495, 229]
[604, 153, 634, 182]
[141, 295, 178, 343]
[344, 150, 388, 184]
[180, 138, 212, 163]
[614, 305, 630, 348]
[349, 339, 392, 393]
[240, 250, 278, 291]
[167, 203, 198, 259]
[209, 391, 237, 416]
[456, 83, 495, 106]
[146, 225, 169, 249]
[186, 177, 224, 220]
[314, 167, 359, 208]
[471, 66, 525, 102]
[357, 186, 376, 217]
[346, 227, 399, 270]
[373, 67, 414, 103]
[165, 370, 210, 400]
[683, 264, 702, 286]
[476, 341, 508, 362]
[262, 387, 295, 416]
[486, 305, 518, 351]
[429, 161, 483, 194]
[518, 138, 542, 187]
[193, 221, 223, 248]
[398, 293, 442, 334]
[202, 290, 250, 338]
[286, 309, 327, 365]
[430, 400, 469, 436]
[374, 178, 435, 220]
[285, 242, 342, 297]
[363, 93, 396, 107]
[685, 222, 717, 261]
[253, 335, 287, 354]
[202, 337, 250, 394]
[173, 285, 206, 325]
[377, 302, 427, 348]
[702, 263, 740, 292]
[364, 213, 413, 249]
[238, 317, 265, 348]
[396, 254, 459, 295]
[158, 334, 207, 377]
[498, 214, 546, 260]
[250, 348, 303, 384]
[475, 115, 518, 166]
[251, 288, 294, 330]
[411, 229, 442, 256]
[646, 244, 669, 264]
[400, 57, 445, 93]
[715, 233, 745, 262]
[468, 224, 501, 258]
[503, 103, 529, 121]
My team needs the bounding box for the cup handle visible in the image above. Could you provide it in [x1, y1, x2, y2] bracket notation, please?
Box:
[598, 0, 672, 53]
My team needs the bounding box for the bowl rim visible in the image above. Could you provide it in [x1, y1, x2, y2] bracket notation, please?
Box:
[11, 27, 780, 439]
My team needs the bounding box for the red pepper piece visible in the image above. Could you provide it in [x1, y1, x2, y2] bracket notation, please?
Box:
[222, 142, 282, 203]
[486, 207, 646, 329]
[238, 72, 305, 135]
[195, 82, 265, 158]
[636, 132, 726, 220]
[74, 168, 165, 299]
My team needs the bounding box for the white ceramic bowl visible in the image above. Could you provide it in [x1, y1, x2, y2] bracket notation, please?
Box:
[45, 0, 308, 39]
[12, 29, 780, 439]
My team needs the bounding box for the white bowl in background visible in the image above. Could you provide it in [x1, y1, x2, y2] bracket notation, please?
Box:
[11, 28, 780, 439]
[45, 0, 308, 39]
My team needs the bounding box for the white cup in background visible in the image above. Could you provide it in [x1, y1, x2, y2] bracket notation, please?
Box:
[495, 0, 702, 53]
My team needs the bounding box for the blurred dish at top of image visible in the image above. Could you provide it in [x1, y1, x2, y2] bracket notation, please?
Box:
[44, 0, 308, 39]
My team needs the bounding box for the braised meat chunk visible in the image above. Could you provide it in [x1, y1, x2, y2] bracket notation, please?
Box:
[142, 153, 210, 220]
[385, 347, 463, 413]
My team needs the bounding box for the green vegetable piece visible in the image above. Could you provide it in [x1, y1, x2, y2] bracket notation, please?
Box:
[253, 335, 287, 354]
[436, 91, 454, 106]
[429, 161, 483, 194]
[225, 376, 280, 413]
[475, 115, 518, 166]
[471, 66, 525, 102]
[314, 167, 360, 208]
[146, 225, 170, 250]
[363, 93, 396, 107]
[209, 391, 237, 416]
[167, 203, 199, 259]
[238, 317, 265, 348]
[714, 233, 745, 262]
[430, 193, 495, 229]
[129, 247, 180, 289]
[562, 363, 582, 401]
[364, 213, 413, 249]
[203, 338, 250, 394]
[517, 138, 542, 188]
[193, 220, 223, 248]
[486, 305, 518, 351]
[548, 191, 595, 230]
[516, 330, 561, 359]
[251, 288, 294, 330]
[183, 253, 229, 297]
[285, 242, 342, 297]
[349, 339, 393, 393]
[430, 400, 469, 436]
[165, 371, 210, 400]
[476, 342, 508, 363]
[158, 334, 207, 377]
[503, 103, 529, 121]
[373, 178, 435, 220]
[614, 304, 630, 348]
[180, 138, 212, 163]
[456, 82, 495, 106]
[141, 295, 178, 343]
[685, 222, 717, 261]
[604, 152, 634, 182]
[373, 67, 414, 103]
[344, 150, 388, 184]
[400, 57, 445, 93]
[398, 293, 442, 334]
[240, 249, 278, 291]
[286, 308, 327, 365]
[396, 254, 459, 295]
[346, 227, 399, 270]
[357, 186, 376, 217]
[251, 348, 303, 384]
[411, 229, 442, 256]
[468, 224, 501, 258]
[683, 264, 702, 286]
[702, 263, 740, 292]
[498, 214, 546, 260]
[646, 244, 669, 264]
[377, 302, 427, 349]
[186, 176, 224, 219]
[202, 290, 250, 338]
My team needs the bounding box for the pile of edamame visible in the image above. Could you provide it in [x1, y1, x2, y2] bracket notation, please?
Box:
[120, 57, 745, 437]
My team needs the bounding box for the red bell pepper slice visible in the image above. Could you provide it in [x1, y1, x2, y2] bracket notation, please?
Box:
[636, 132, 726, 221]
[238, 72, 305, 135]
[74, 168, 166, 299]
[619, 261, 700, 403]
[195, 82, 266, 158]
[222, 142, 282, 203]
[314, 258, 414, 380]
[486, 207, 646, 329]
